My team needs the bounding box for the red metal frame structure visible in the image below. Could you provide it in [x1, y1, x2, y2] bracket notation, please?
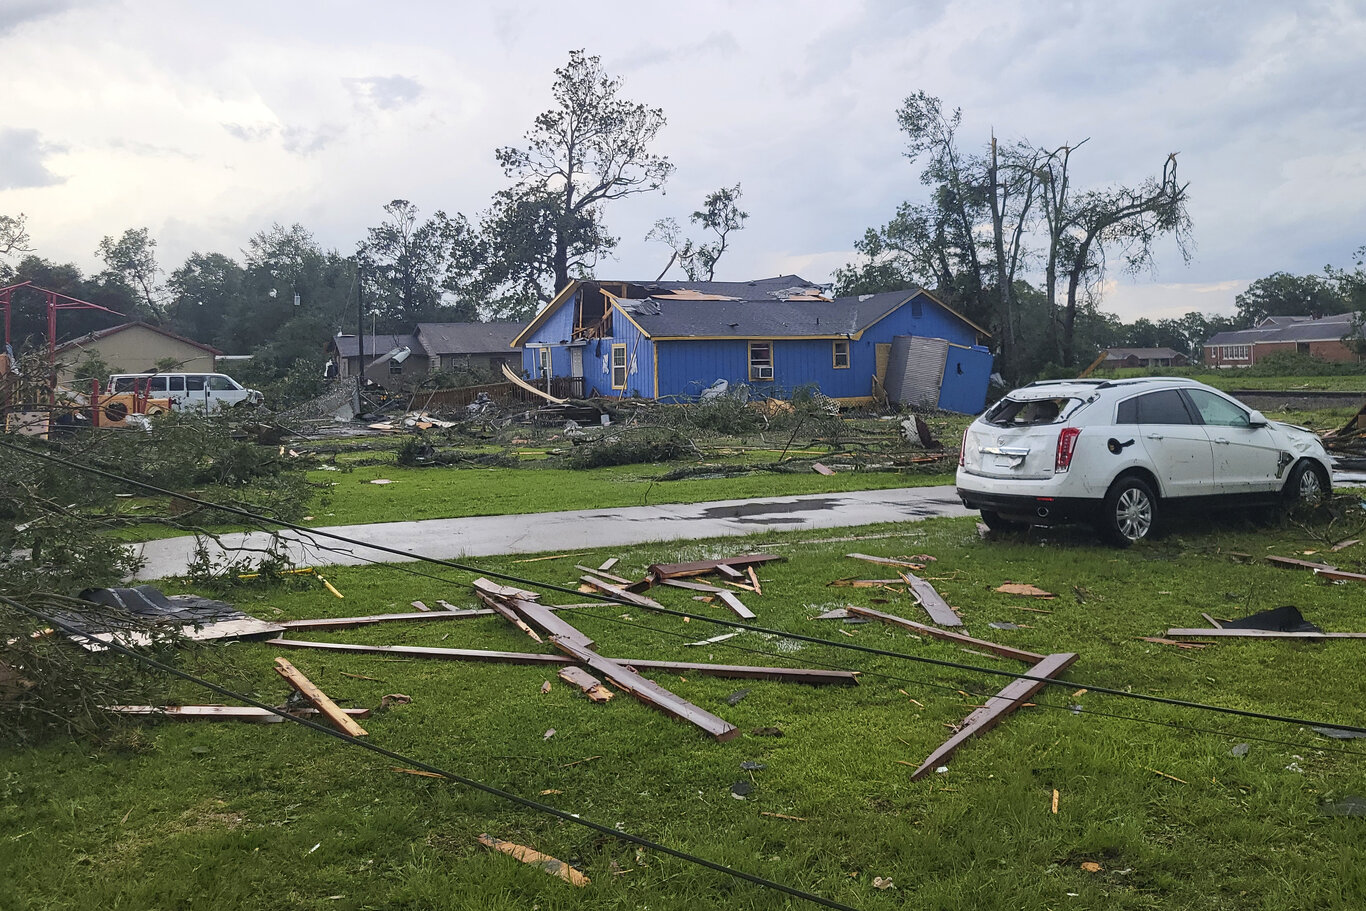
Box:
[0, 280, 124, 404]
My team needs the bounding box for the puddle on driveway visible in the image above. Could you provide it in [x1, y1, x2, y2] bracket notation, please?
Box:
[700, 497, 842, 519]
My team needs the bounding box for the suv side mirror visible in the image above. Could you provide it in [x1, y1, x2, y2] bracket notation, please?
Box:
[1247, 410, 1268, 427]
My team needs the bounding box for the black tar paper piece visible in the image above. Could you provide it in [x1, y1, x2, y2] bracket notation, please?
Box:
[1224, 605, 1323, 634]
[55, 586, 253, 637]
[731, 781, 753, 797]
[740, 761, 767, 771]
[725, 690, 750, 706]
[1313, 726, 1366, 740]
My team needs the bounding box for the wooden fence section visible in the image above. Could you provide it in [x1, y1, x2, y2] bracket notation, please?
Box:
[408, 382, 525, 411]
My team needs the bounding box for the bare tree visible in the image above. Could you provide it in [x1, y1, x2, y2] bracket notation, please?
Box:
[1, 213, 33, 261]
[648, 184, 749, 281]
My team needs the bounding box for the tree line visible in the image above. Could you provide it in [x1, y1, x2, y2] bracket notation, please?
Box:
[3, 54, 1362, 392]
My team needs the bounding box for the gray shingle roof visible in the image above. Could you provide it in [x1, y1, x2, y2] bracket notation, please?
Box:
[331, 334, 419, 358]
[1206, 312, 1359, 347]
[636, 275, 826, 300]
[415, 321, 524, 355]
[1105, 347, 1184, 359]
[617, 289, 921, 339]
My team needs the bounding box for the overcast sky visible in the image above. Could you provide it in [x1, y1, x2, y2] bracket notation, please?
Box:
[3, 0, 1364, 322]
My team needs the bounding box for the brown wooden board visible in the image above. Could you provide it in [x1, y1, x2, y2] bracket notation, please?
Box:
[1266, 555, 1338, 572]
[716, 590, 757, 620]
[715, 564, 744, 579]
[846, 553, 926, 568]
[475, 592, 544, 643]
[273, 657, 368, 736]
[552, 637, 738, 741]
[910, 652, 1078, 779]
[846, 605, 1045, 664]
[660, 578, 731, 594]
[103, 704, 371, 722]
[647, 554, 783, 580]
[573, 565, 634, 586]
[899, 571, 963, 627]
[1314, 568, 1366, 583]
[505, 598, 595, 650]
[266, 638, 859, 683]
[278, 604, 600, 631]
[557, 666, 613, 702]
[579, 575, 665, 609]
[472, 577, 542, 601]
[1167, 628, 1366, 639]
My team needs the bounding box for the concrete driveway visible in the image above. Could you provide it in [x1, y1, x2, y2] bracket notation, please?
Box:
[129, 486, 972, 580]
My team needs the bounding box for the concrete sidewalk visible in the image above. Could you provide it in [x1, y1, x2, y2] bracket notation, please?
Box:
[129, 486, 971, 580]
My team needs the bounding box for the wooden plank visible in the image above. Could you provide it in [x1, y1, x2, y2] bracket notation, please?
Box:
[909, 652, 1078, 780]
[552, 637, 738, 741]
[1167, 628, 1366, 639]
[410, 600, 430, 611]
[268, 638, 570, 666]
[1200, 612, 1223, 629]
[647, 554, 784, 580]
[278, 605, 601, 631]
[716, 590, 756, 620]
[266, 638, 860, 683]
[660, 578, 731, 594]
[574, 564, 634, 585]
[598, 557, 619, 572]
[746, 566, 763, 595]
[812, 462, 835, 476]
[579, 575, 665, 609]
[474, 592, 543, 643]
[500, 362, 568, 404]
[478, 833, 589, 886]
[505, 597, 594, 650]
[846, 606, 1046, 664]
[273, 657, 367, 737]
[1314, 568, 1366, 583]
[557, 666, 613, 702]
[715, 564, 744, 579]
[847, 553, 928, 569]
[1266, 555, 1338, 572]
[472, 577, 542, 602]
[103, 705, 371, 722]
[899, 571, 962, 627]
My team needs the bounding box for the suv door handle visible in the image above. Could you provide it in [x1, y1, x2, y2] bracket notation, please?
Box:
[1145, 433, 1164, 440]
[1213, 437, 1230, 445]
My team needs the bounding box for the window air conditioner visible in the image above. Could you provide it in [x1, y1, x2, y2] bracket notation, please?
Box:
[754, 366, 774, 380]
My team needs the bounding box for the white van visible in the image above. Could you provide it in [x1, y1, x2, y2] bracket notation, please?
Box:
[106, 373, 264, 413]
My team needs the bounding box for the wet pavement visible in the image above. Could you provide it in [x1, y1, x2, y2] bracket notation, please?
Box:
[129, 486, 971, 580]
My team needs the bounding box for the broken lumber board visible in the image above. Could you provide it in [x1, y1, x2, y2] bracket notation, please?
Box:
[827, 578, 901, 587]
[847, 553, 927, 569]
[472, 578, 542, 601]
[910, 652, 1078, 780]
[478, 833, 589, 886]
[899, 571, 962, 627]
[579, 575, 665, 609]
[715, 564, 745, 579]
[574, 564, 634, 585]
[812, 462, 835, 476]
[500, 362, 568, 404]
[552, 636, 738, 741]
[104, 705, 371, 722]
[265, 639, 859, 683]
[475, 592, 544, 644]
[846, 605, 1045, 664]
[504, 597, 595, 649]
[558, 666, 613, 702]
[660, 578, 732, 594]
[716, 590, 756, 620]
[278, 604, 598, 631]
[273, 657, 367, 736]
[1167, 628, 1366, 639]
[598, 557, 620, 572]
[647, 554, 783, 580]
[747, 566, 763, 595]
[1314, 568, 1366, 583]
[1266, 555, 1338, 572]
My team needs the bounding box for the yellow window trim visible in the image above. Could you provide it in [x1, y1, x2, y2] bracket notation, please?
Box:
[832, 339, 850, 369]
[748, 340, 774, 382]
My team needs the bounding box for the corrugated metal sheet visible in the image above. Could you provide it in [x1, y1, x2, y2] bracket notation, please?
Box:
[886, 336, 948, 407]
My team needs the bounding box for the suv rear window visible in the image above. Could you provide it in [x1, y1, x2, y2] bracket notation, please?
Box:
[985, 396, 1074, 426]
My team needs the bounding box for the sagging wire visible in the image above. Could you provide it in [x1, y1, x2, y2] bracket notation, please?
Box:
[0, 593, 862, 911]
[5, 437, 1366, 739]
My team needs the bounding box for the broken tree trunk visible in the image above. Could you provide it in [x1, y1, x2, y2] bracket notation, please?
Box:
[273, 657, 368, 737]
[909, 651, 1077, 780]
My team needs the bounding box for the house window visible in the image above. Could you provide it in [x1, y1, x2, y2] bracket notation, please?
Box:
[611, 344, 628, 389]
[1221, 344, 1250, 360]
[749, 341, 774, 381]
[538, 346, 551, 376]
[833, 340, 850, 369]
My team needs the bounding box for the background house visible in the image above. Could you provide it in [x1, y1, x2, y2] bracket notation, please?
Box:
[1098, 347, 1190, 370]
[53, 321, 221, 384]
[1204, 313, 1363, 367]
[327, 322, 525, 389]
[511, 276, 994, 412]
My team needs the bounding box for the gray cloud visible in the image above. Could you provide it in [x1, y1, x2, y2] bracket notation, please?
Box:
[281, 124, 344, 155]
[0, 127, 66, 189]
[222, 122, 276, 142]
[0, 0, 77, 36]
[345, 75, 424, 110]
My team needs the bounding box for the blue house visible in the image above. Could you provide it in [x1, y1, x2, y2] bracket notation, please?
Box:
[510, 276, 994, 413]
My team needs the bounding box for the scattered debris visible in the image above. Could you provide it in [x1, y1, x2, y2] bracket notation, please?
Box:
[478, 833, 589, 887]
[379, 693, 411, 709]
[872, 876, 895, 890]
[103, 705, 371, 723]
[994, 583, 1055, 599]
[1167, 606, 1366, 639]
[1266, 555, 1337, 572]
[740, 760, 766, 771]
[647, 554, 783, 581]
[410, 601, 430, 612]
[1080, 862, 1102, 873]
[900, 571, 962, 627]
[686, 632, 739, 647]
[731, 780, 753, 799]
[988, 621, 1022, 631]
[1231, 743, 1251, 757]
[64, 586, 284, 651]
[543, 728, 556, 740]
[273, 657, 367, 737]
[847, 606, 1045, 664]
[725, 690, 749, 706]
[716, 590, 756, 620]
[846, 553, 932, 569]
[1051, 789, 1060, 814]
[1138, 637, 1210, 649]
[558, 667, 613, 703]
[392, 767, 445, 779]
[540, 680, 552, 695]
[598, 557, 620, 572]
[1312, 725, 1366, 740]
[812, 462, 835, 476]
[1330, 539, 1360, 553]
[1146, 767, 1188, 784]
[760, 811, 807, 821]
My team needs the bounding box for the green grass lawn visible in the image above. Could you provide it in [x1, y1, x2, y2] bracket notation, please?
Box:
[6, 510, 1366, 909]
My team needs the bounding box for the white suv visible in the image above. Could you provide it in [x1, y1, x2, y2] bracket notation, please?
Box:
[956, 377, 1332, 545]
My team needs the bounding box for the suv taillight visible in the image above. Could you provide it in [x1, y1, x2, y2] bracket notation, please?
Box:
[959, 427, 969, 466]
[1055, 427, 1081, 472]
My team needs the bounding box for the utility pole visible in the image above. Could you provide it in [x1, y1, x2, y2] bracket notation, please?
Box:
[354, 264, 364, 415]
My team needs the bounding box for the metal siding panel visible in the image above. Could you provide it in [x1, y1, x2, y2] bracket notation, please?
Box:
[887, 336, 949, 406]
[936, 346, 994, 414]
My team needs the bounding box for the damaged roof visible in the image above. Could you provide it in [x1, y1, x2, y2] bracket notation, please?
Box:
[415, 321, 524, 355]
[613, 288, 988, 340]
[330, 334, 419, 358]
